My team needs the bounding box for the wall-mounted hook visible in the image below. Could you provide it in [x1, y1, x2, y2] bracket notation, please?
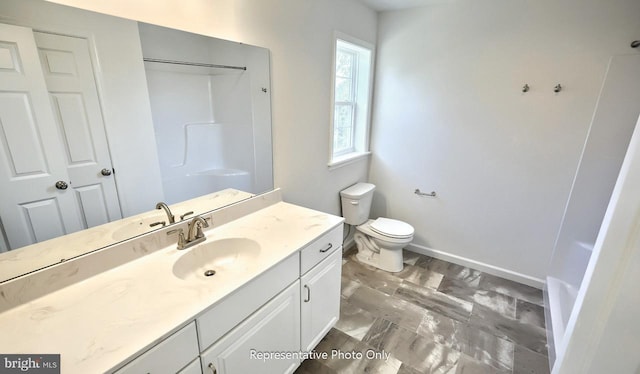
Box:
[631, 40, 640, 49]
[522, 84, 530, 93]
[554, 84, 562, 93]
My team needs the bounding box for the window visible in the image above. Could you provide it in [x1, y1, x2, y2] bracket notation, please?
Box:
[329, 34, 374, 168]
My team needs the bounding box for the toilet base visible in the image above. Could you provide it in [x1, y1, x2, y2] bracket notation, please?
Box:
[353, 232, 405, 272]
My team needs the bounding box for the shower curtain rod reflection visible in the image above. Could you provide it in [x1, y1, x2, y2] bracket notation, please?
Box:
[143, 57, 247, 71]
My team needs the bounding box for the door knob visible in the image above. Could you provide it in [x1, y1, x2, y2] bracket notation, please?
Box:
[100, 168, 112, 176]
[55, 181, 68, 190]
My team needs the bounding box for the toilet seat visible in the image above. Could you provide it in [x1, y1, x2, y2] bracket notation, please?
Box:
[356, 219, 414, 244]
[370, 218, 414, 239]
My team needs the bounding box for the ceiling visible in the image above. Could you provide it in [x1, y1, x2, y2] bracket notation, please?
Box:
[357, 0, 447, 12]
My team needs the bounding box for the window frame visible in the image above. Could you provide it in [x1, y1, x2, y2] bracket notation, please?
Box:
[328, 32, 375, 169]
[333, 46, 358, 156]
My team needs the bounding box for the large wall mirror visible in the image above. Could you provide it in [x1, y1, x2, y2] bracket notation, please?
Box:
[0, 0, 273, 282]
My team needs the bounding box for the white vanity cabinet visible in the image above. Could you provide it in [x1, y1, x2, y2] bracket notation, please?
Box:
[200, 281, 301, 374]
[195, 254, 299, 350]
[0, 191, 349, 374]
[114, 322, 199, 374]
[299, 227, 343, 351]
[113, 225, 343, 374]
[300, 248, 342, 351]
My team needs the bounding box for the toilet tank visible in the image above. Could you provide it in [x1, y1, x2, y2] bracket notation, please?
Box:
[340, 183, 375, 225]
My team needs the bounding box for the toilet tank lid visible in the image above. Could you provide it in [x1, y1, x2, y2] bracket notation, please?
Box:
[340, 183, 376, 199]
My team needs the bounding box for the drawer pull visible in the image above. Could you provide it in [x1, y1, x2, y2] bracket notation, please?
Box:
[304, 284, 310, 302]
[319, 243, 333, 253]
[208, 362, 217, 374]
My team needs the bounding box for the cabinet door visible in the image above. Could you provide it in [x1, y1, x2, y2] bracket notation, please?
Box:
[201, 281, 301, 374]
[300, 248, 342, 351]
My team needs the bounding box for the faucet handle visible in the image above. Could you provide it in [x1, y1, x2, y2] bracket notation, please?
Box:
[167, 228, 187, 250]
[149, 221, 166, 228]
[194, 221, 206, 239]
[180, 211, 194, 221]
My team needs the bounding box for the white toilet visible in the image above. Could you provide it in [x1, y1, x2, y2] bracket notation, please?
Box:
[340, 183, 414, 272]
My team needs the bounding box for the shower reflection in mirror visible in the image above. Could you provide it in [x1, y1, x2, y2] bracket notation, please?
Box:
[139, 23, 273, 205]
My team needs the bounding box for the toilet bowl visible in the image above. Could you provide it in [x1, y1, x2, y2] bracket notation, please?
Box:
[340, 183, 414, 272]
[354, 218, 414, 272]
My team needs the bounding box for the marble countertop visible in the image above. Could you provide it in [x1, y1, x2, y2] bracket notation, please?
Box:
[0, 201, 343, 373]
[0, 188, 254, 283]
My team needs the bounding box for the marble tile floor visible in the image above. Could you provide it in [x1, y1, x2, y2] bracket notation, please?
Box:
[295, 249, 550, 374]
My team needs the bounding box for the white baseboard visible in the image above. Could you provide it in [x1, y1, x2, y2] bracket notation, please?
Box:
[406, 243, 546, 289]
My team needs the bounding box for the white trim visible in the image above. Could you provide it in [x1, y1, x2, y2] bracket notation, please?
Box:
[406, 243, 546, 289]
[327, 151, 371, 170]
[334, 31, 375, 54]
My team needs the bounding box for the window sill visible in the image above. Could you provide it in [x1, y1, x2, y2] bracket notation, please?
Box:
[328, 151, 371, 171]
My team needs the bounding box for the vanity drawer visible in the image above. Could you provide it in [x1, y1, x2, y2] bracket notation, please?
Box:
[300, 225, 342, 275]
[115, 322, 198, 374]
[196, 252, 299, 350]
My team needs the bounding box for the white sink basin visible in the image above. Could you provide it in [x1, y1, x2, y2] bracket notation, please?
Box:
[172, 238, 261, 280]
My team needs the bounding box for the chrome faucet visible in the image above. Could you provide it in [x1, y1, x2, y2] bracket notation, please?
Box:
[168, 216, 210, 250]
[155, 202, 175, 224]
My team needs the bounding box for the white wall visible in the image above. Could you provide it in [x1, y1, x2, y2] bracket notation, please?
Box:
[45, 0, 378, 216]
[371, 0, 640, 282]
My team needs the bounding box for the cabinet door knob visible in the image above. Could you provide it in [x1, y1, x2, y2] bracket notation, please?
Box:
[208, 362, 217, 374]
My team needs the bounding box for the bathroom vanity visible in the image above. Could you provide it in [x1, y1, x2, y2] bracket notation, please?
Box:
[0, 189, 344, 374]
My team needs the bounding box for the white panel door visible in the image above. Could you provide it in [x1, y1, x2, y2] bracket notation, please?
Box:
[0, 23, 83, 249]
[34, 32, 122, 228]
